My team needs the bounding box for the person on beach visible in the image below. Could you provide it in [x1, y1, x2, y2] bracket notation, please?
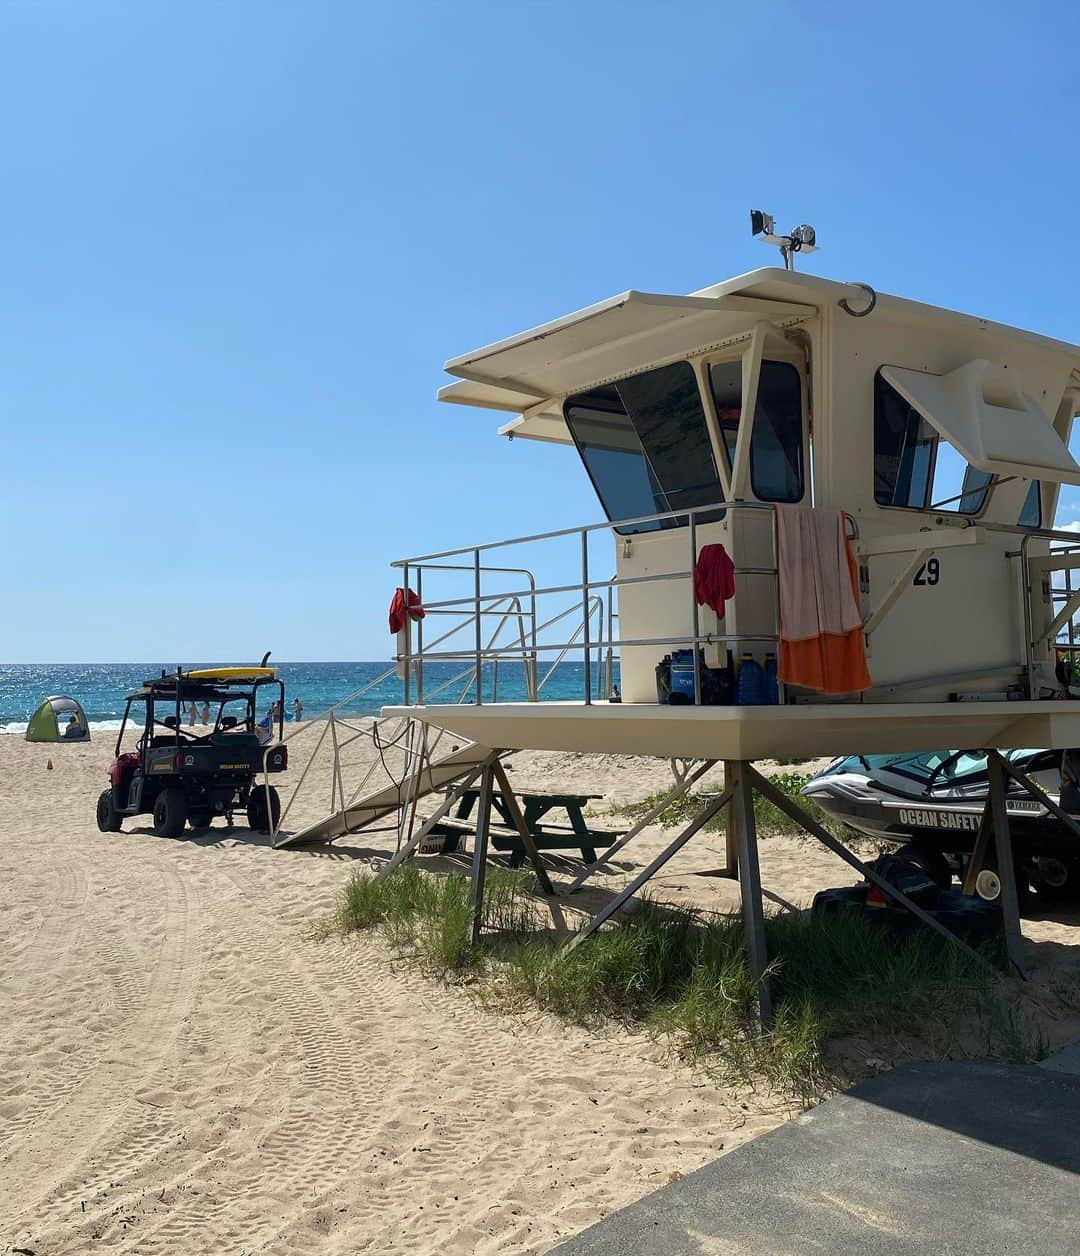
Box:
[201, 701, 210, 725]
[187, 702, 197, 727]
[64, 714, 82, 739]
[293, 697, 303, 722]
[257, 707, 274, 743]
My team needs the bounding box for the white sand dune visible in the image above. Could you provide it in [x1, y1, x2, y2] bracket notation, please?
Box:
[2, 726, 1079, 1254]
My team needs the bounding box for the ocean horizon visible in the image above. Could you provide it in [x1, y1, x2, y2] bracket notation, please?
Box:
[0, 660, 614, 734]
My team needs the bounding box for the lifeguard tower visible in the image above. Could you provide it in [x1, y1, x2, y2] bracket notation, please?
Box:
[301, 217, 1080, 1016]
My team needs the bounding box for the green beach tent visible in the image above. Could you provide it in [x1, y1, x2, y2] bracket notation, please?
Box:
[26, 695, 91, 743]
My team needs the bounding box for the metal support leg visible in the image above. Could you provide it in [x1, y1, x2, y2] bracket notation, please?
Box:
[728, 762, 773, 1028]
[566, 760, 716, 893]
[724, 775, 739, 882]
[961, 799, 993, 897]
[987, 751, 1028, 978]
[470, 761, 496, 945]
[997, 755, 1080, 841]
[562, 788, 733, 954]
[396, 719, 419, 849]
[402, 721, 431, 850]
[492, 760, 556, 896]
[328, 710, 342, 814]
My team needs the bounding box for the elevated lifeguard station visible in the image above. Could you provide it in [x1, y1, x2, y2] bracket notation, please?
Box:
[373, 221, 1080, 1014]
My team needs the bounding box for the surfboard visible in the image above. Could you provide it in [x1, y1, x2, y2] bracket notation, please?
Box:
[183, 667, 277, 682]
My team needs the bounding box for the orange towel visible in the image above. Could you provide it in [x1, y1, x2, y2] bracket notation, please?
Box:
[775, 507, 871, 695]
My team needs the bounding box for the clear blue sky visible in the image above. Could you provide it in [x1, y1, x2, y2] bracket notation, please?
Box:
[3, 0, 1080, 662]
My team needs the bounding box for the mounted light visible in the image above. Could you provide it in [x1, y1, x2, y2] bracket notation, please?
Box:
[748, 208, 819, 271]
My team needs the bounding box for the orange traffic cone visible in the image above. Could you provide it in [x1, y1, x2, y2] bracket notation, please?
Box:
[47, 759, 53, 770]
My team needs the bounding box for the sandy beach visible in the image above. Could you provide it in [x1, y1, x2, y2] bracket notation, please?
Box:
[3, 722, 1080, 1255]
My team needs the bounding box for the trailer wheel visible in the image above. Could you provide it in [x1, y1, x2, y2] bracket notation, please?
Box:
[970, 854, 1033, 914]
[247, 785, 280, 833]
[96, 788, 123, 833]
[153, 788, 189, 838]
[974, 867, 1002, 902]
[1033, 857, 1080, 904]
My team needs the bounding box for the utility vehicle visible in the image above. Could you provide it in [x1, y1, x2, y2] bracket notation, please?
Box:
[95, 666, 288, 837]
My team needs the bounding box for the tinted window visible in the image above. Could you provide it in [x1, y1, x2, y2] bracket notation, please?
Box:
[874, 371, 989, 514]
[565, 387, 666, 535]
[1019, 481, 1042, 528]
[565, 363, 724, 534]
[707, 360, 804, 503]
[616, 362, 724, 520]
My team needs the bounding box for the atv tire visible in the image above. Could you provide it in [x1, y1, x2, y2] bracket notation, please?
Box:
[96, 788, 123, 833]
[188, 808, 213, 831]
[247, 785, 281, 834]
[153, 788, 189, 838]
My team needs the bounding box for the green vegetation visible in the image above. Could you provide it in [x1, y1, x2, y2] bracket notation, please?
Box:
[609, 770, 840, 839]
[330, 863, 1047, 1104]
[335, 859, 539, 971]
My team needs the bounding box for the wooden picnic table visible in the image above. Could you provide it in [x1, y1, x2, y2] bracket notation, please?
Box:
[433, 786, 621, 866]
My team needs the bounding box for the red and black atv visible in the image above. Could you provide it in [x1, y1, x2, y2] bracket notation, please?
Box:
[96, 666, 288, 838]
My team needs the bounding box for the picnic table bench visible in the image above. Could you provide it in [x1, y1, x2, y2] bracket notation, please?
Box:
[430, 786, 624, 866]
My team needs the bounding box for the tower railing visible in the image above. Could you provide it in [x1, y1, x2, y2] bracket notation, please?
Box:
[393, 499, 784, 707]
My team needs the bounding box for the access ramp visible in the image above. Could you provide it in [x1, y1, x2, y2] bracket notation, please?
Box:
[272, 739, 497, 848]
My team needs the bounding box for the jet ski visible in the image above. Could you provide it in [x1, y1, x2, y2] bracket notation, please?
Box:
[802, 748, 1080, 905]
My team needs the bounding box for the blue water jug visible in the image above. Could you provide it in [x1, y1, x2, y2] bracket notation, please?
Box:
[763, 653, 779, 705]
[668, 649, 696, 702]
[735, 653, 764, 706]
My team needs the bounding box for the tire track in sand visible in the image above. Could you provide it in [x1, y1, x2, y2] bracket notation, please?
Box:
[17, 858, 89, 974]
[1, 854, 201, 1224]
[0, 858, 93, 1155]
[104, 912, 401, 1255]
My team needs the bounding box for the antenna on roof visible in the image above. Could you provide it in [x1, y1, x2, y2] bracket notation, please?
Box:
[750, 210, 817, 271]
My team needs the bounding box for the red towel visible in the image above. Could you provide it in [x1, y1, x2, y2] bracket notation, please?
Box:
[388, 587, 425, 634]
[693, 544, 736, 617]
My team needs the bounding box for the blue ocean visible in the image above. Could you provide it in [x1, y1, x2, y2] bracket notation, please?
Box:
[0, 661, 610, 734]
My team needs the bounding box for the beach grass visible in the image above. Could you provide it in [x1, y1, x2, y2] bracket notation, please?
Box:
[331, 864, 1047, 1103]
[606, 770, 874, 847]
[610, 770, 837, 836]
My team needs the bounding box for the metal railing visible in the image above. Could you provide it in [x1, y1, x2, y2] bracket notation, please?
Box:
[397, 502, 1080, 710]
[1012, 530, 1080, 694]
[393, 499, 785, 707]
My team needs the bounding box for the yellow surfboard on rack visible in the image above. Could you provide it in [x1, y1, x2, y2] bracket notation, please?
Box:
[183, 667, 277, 681]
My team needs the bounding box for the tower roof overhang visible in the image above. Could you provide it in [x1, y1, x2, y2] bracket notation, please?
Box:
[437, 266, 1080, 449]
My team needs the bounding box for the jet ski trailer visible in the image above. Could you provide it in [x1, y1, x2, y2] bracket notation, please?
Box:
[802, 748, 1080, 904]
